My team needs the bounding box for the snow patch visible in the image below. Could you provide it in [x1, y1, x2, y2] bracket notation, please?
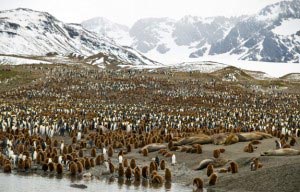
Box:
[165, 61, 228, 73]
[272, 18, 300, 36]
[0, 56, 50, 65]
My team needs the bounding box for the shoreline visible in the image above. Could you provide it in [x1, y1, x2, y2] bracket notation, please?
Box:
[2, 136, 299, 192]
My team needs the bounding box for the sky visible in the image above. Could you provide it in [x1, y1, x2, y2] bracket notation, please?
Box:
[0, 0, 283, 26]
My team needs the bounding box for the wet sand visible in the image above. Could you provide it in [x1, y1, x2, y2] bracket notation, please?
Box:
[7, 135, 298, 192]
[104, 136, 300, 192]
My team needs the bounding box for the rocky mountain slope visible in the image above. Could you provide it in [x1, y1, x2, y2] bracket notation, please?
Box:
[0, 8, 159, 66]
[82, 0, 300, 63]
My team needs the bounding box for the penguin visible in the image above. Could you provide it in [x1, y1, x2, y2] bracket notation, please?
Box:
[230, 162, 238, 174]
[160, 159, 166, 170]
[118, 155, 123, 165]
[207, 163, 214, 177]
[165, 168, 172, 182]
[118, 163, 125, 177]
[275, 140, 282, 149]
[56, 163, 63, 174]
[171, 154, 176, 166]
[77, 161, 83, 173]
[130, 159, 136, 169]
[134, 167, 141, 181]
[142, 166, 149, 179]
[70, 162, 77, 175]
[208, 173, 218, 186]
[104, 160, 110, 172]
[77, 132, 81, 141]
[193, 177, 203, 190]
[125, 167, 132, 180]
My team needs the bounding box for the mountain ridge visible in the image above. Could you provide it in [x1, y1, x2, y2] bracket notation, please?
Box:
[0, 8, 159, 66]
[82, 0, 300, 63]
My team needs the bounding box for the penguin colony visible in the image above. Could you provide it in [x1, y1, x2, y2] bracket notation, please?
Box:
[0, 64, 299, 190]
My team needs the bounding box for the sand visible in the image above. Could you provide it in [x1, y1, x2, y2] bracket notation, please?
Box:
[3, 135, 300, 192]
[86, 136, 300, 191]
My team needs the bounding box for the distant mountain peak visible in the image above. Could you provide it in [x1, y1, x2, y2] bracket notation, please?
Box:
[81, 0, 300, 63]
[0, 8, 158, 66]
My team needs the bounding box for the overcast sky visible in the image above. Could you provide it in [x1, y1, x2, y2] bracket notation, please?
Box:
[0, 0, 283, 26]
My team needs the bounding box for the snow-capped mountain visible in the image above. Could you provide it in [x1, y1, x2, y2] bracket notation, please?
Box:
[210, 0, 300, 63]
[0, 8, 158, 66]
[82, 0, 300, 63]
[81, 17, 132, 46]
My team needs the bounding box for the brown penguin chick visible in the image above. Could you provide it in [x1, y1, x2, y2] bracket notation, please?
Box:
[219, 148, 226, 153]
[68, 145, 73, 154]
[56, 163, 63, 174]
[18, 159, 25, 170]
[244, 143, 254, 153]
[209, 173, 218, 186]
[149, 161, 157, 173]
[72, 136, 77, 144]
[134, 167, 141, 181]
[78, 158, 85, 168]
[151, 170, 158, 179]
[42, 163, 48, 172]
[152, 174, 163, 184]
[3, 163, 12, 173]
[96, 154, 104, 165]
[130, 159, 136, 169]
[251, 158, 263, 171]
[66, 154, 73, 162]
[196, 144, 202, 154]
[127, 144, 132, 153]
[282, 144, 291, 148]
[90, 158, 95, 167]
[108, 146, 114, 157]
[78, 149, 83, 158]
[168, 141, 173, 150]
[36, 152, 43, 164]
[62, 146, 68, 155]
[193, 177, 203, 190]
[109, 161, 115, 174]
[85, 157, 91, 170]
[230, 162, 238, 174]
[213, 149, 220, 158]
[53, 139, 58, 147]
[70, 162, 77, 175]
[142, 166, 149, 179]
[91, 147, 97, 157]
[125, 167, 132, 180]
[290, 137, 296, 146]
[207, 163, 214, 177]
[118, 163, 125, 177]
[142, 148, 148, 156]
[24, 159, 31, 170]
[76, 161, 83, 173]
[165, 168, 172, 182]
[160, 159, 166, 170]
[48, 162, 55, 172]
[121, 158, 127, 167]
